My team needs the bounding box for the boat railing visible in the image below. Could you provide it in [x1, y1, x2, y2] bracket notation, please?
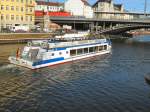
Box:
[47, 39, 107, 49]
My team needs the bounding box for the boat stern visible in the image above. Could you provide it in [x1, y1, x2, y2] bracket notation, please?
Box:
[8, 56, 35, 69]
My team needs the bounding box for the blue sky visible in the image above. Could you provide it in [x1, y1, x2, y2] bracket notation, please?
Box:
[52, 0, 150, 13]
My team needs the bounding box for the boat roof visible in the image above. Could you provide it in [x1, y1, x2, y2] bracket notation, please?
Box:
[47, 39, 108, 49]
[30, 39, 109, 50]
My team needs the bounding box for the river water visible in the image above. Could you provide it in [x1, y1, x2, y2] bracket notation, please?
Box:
[0, 36, 150, 112]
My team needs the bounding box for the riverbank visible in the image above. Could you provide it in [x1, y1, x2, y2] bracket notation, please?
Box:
[0, 33, 52, 44]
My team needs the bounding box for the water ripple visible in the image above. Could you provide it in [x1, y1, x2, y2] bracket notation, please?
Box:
[0, 40, 150, 112]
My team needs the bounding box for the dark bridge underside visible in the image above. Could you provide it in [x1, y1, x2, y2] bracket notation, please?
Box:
[102, 25, 150, 35]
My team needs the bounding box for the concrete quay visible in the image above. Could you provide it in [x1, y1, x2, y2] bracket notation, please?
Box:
[0, 33, 52, 44]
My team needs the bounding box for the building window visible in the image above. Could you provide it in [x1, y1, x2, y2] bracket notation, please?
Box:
[1, 14, 4, 20]
[6, 5, 9, 10]
[26, 8, 28, 12]
[6, 14, 9, 20]
[30, 8, 32, 12]
[16, 15, 19, 20]
[11, 15, 14, 20]
[30, 0, 32, 4]
[1, 5, 4, 10]
[26, 16, 28, 21]
[11, 6, 14, 11]
[16, 6, 19, 11]
[21, 7, 24, 12]
[30, 16, 32, 21]
[21, 16, 23, 21]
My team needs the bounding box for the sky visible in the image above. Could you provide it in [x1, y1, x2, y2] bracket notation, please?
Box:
[48, 0, 150, 13]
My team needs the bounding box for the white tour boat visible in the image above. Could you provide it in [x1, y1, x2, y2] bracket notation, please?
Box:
[8, 39, 111, 69]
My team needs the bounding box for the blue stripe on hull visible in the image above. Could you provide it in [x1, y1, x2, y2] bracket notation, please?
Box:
[32, 57, 64, 66]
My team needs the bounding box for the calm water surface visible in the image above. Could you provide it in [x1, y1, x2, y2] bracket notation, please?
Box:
[0, 36, 150, 112]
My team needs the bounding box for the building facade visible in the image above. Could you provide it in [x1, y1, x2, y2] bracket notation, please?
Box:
[93, 0, 114, 19]
[35, 1, 64, 12]
[65, 0, 93, 18]
[0, 0, 35, 30]
[93, 0, 133, 20]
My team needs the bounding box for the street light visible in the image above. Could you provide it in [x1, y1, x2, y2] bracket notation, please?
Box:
[144, 0, 147, 16]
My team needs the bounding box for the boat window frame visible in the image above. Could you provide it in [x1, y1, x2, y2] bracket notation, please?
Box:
[99, 46, 103, 51]
[70, 49, 76, 56]
[77, 48, 83, 55]
[83, 47, 89, 54]
[89, 47, 94, 53]
[104, 45, 107, 50]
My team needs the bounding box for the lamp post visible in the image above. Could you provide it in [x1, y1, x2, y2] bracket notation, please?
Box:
[144, 0, 147, 16]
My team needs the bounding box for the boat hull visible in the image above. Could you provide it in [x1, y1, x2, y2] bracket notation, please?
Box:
[9, 50, 111, 69]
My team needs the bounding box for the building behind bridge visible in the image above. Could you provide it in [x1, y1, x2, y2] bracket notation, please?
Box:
[64, 0, 93, 18]
[92, 0, 134, 20]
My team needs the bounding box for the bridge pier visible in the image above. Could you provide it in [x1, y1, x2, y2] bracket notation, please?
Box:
[110, 22, 113, 29]
[103, 22, 106, 30]
[95, 22, 99, 33]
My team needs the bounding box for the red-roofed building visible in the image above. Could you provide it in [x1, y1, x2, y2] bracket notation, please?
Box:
[35, 1, 71, 17]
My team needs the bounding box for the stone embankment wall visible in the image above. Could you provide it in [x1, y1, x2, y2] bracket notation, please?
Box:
[0, 33, 52, 44]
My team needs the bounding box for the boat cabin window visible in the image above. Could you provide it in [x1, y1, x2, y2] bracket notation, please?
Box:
[66, 51, 69, 54]
[52, 53, 55, 56]
[104, 45, 107, 50]
[95, 46, 99, 52]
[84, 48, 88, 54]
[27, 49, 39, 61]
[59, 52, 62, 55]
[77, 49, 83, 55]
[99, 46, 103, 51]
[89, 47, 94, 53]
[70, 49, 76, 56]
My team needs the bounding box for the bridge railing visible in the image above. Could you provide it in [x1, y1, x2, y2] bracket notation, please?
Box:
[97, 24, 150, 34]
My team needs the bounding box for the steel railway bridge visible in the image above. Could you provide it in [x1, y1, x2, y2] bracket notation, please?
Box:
[35, 16, 150, 35]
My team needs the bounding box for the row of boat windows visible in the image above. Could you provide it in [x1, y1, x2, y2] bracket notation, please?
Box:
[50, 45, 107, 57]
[70, 45, 107, 56]
[51, 51, 69, 56]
